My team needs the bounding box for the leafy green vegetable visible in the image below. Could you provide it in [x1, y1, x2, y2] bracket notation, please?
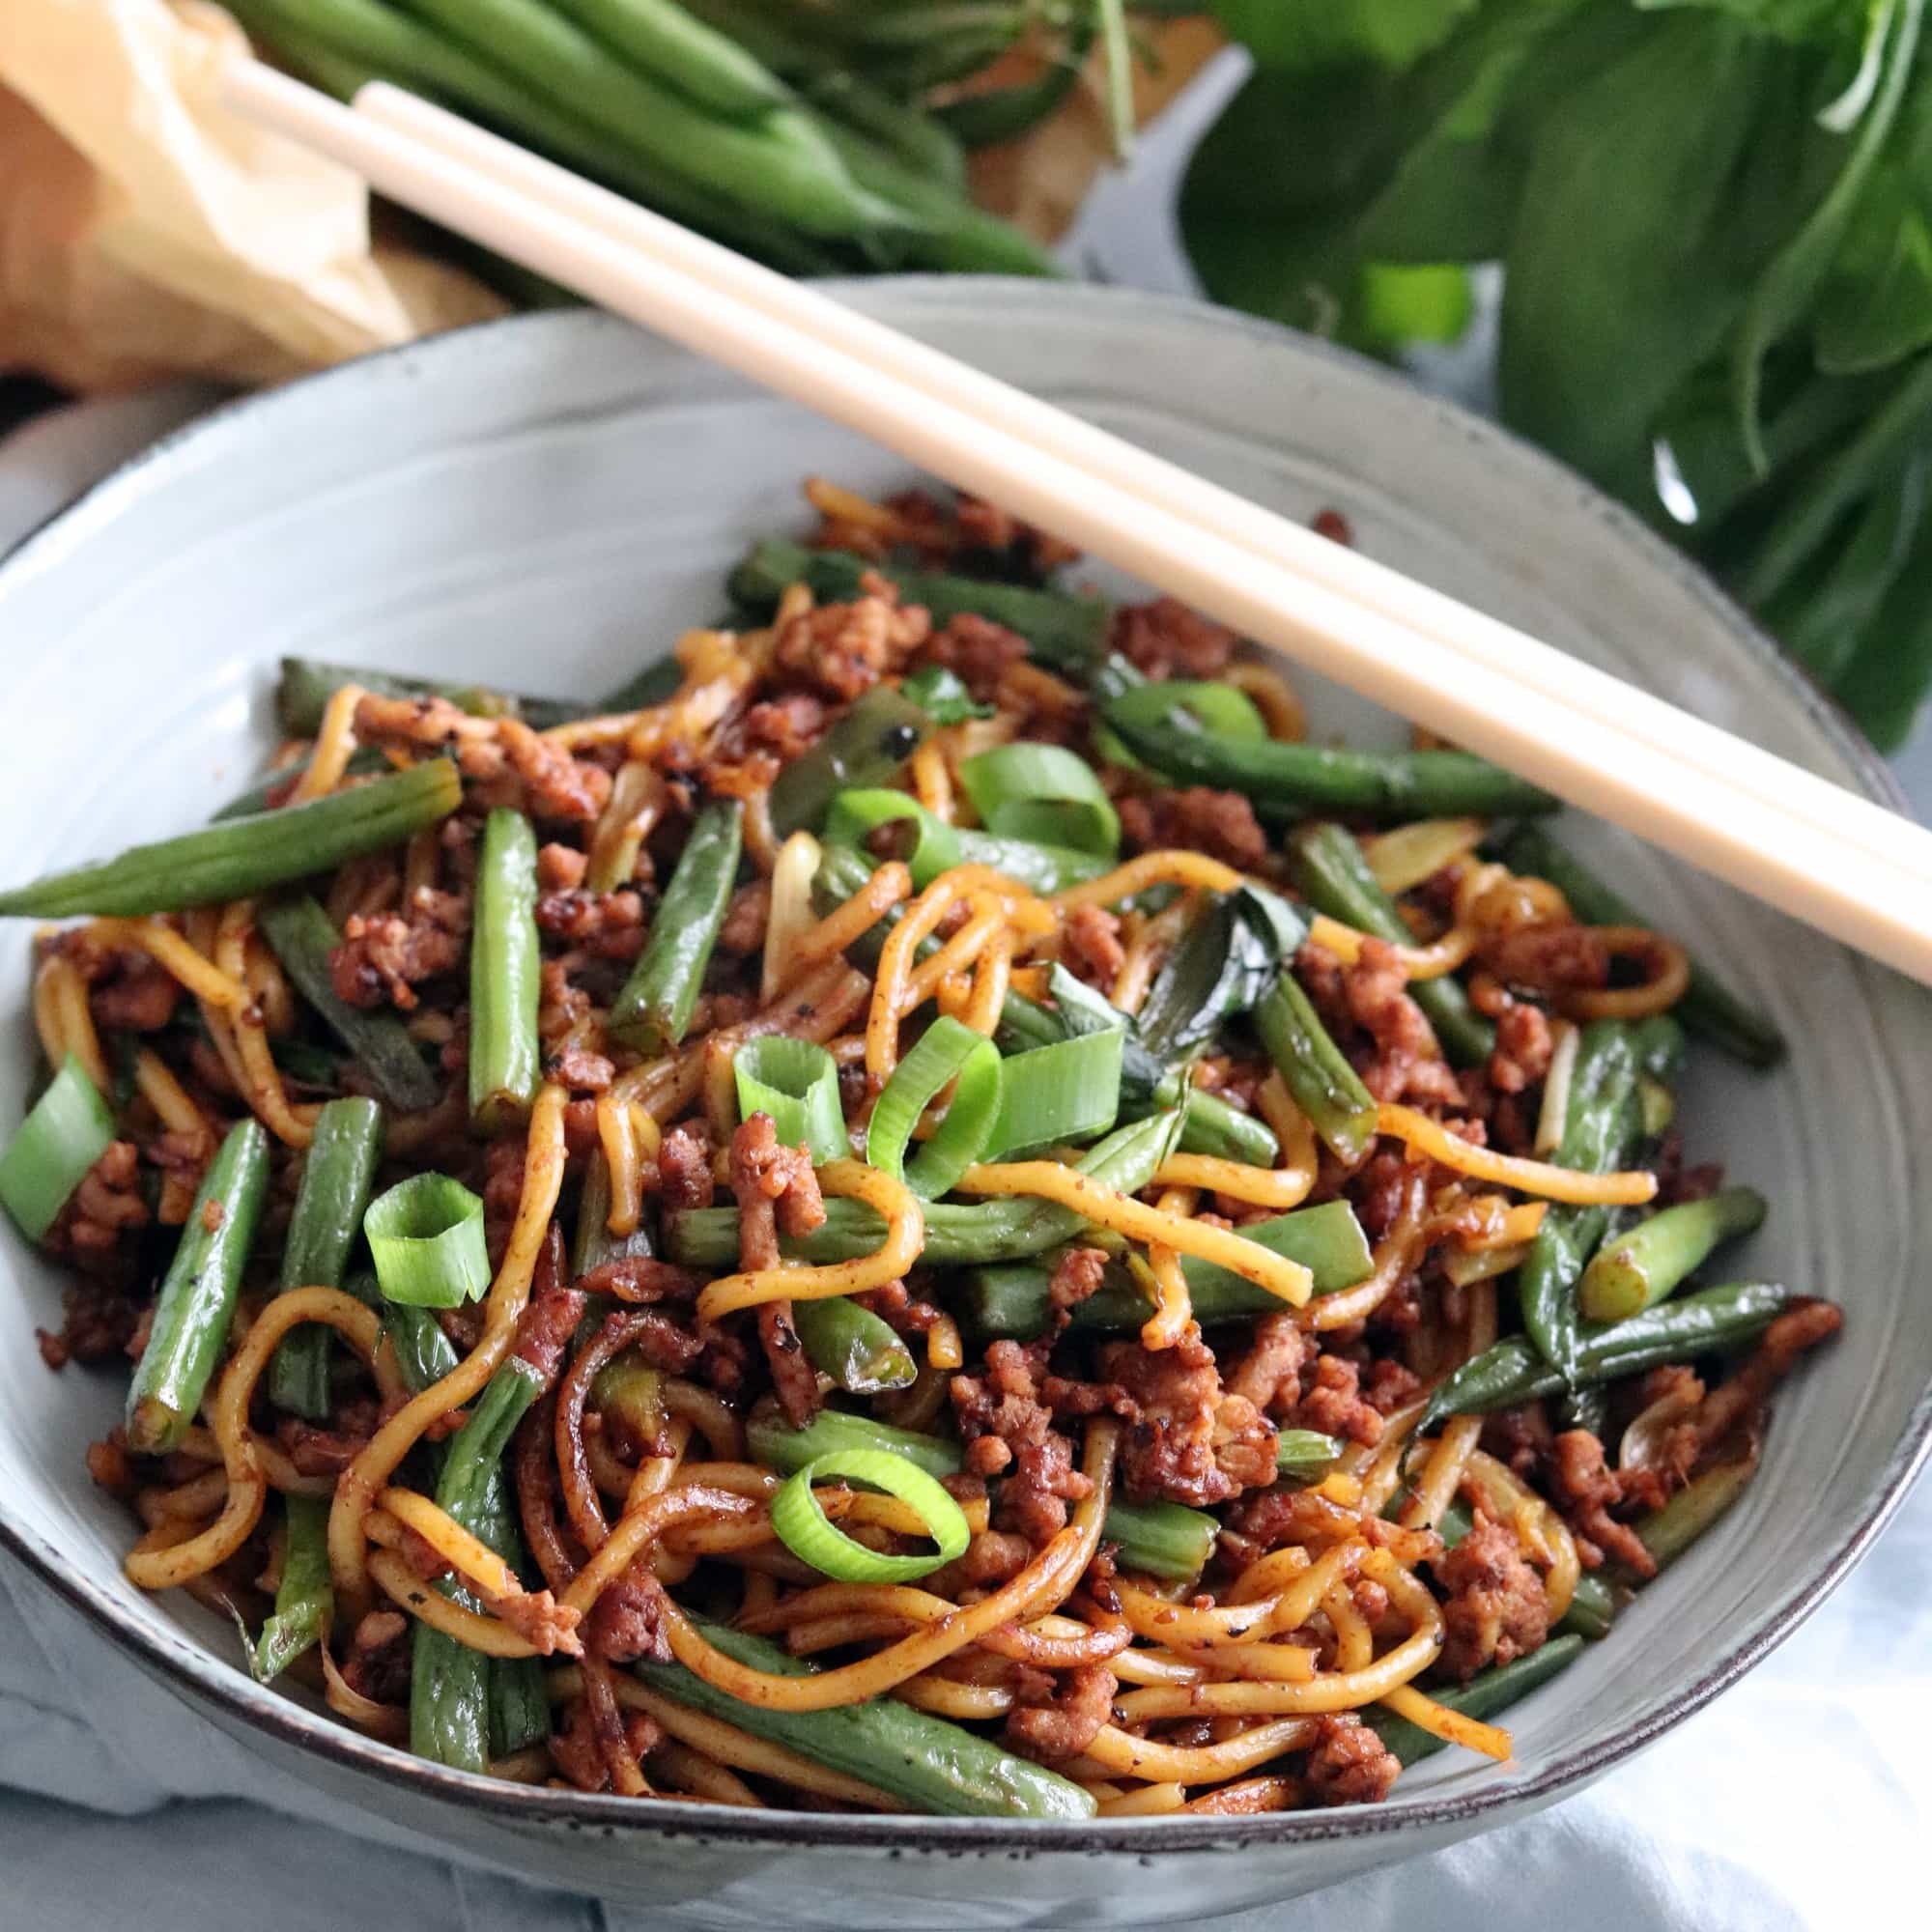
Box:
[1210, 0, 1478, 71]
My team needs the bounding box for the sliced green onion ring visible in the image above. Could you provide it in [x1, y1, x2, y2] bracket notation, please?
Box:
[0, 1054, 116, 1240]
[958, 744, 1122, 857]
[770, 1447, 972, 1583]
[364, 1173, 492, 1308]
[987, 1029, 1124, 1157]
[1106, 679, 1269, 742]
[866, 1015, 1003, 1199]
[734, 1037, 846, 1164]
[822, 789, 962, 889]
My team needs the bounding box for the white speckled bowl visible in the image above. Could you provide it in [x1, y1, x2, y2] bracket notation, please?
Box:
[0, 286, 1928, 1926]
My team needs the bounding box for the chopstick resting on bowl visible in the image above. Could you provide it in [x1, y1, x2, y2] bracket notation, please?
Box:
[216, 56, 1932, 989]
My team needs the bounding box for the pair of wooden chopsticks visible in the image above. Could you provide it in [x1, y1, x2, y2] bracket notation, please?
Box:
[220, 57, 1932, 988]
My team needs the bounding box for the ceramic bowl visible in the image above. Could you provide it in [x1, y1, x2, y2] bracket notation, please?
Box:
[0, 286, 1927, 1927]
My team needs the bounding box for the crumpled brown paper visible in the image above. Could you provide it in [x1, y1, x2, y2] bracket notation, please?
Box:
[0, 0, 503, 392]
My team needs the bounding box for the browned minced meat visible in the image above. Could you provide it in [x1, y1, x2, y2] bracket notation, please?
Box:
[538, 842, 588, 892]
[576, 1256, 702, 1304]
[1303, 1714, 1400, 1805]
[1435, 1507, 1551, 1681]
[497, 718, 612, 824]
[1095, 1331, 1278, 1508]
[1221, 1486, 1441, 1573]
[731, 1115, 829, 1428]
[552, 1692, 661, 1792]
[1287, 1354, 1386, 1450]
[547, 1038, 615, 1094]
[92, 952, 183, 1033]
[481, 1136, 528, 1264]
[1481, 1402, 1553, 1483]
[921, 611, 1029, 702]
[853, 1277, 941, 1335]
[1119, 786, 1267, 871]
[1652, 1126, 1726, 1208]
[511, 1228, 584, 1390]
[1488, 999, 1553, 1095]
[701, 695, 832, 797]
[1678, 1298, 1842, 1461]
[954, 496, 1081, 574]
[1327, 935, 1463, 1110]
[53, 1141, 150, 1267]
[950, 1341, 1094, 1546]
[1549, 1429, 1658, 1577]
[329, 889, 468, 1010]
[275, 1398, 382, 1478]
[758, 1301, 821, 1432]
[1363, 1357, 1421, 1416]
[584, 1567, 671, 1663]
[929, 1526, 1035, 1595]
[1059, 903, 1125, 991]
[1224, 1312, 1307, 1412]
[1005, 1663, 1118, 1763]
[340, 1610, 411, 1705]
[1048, 1247, 1110, 1319]
[37, 1276, 146, 1371]
[1112, 596, 1237, 680]
[535, 888, 646, 961]
[717, 879, 773, 956]
[659, 1123, 716, 1212]
[772, 586, 931, 702]
[1479, 921, 1608, 998]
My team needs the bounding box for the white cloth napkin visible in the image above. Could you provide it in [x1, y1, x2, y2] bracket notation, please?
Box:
[3, 382, 1928, 1932]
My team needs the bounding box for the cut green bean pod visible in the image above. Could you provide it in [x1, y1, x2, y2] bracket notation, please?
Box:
[126, 1121, 270, 1454]
[1103, 695, 1561, 820]
[544, 0, 792, 118]
[276, 656, 575, 736]
[1578, 1185, 1768, 1323]
[1253, 970, 1379, 1164]
[0, 762, 462, 919]
[1635, 1459, 1754, 1570]
[269, 1096, 385, 1419]
[256, 895, 443, 1112]
[635, 1621, 1094, 1818]
[251, 1494, 333, 1683]
[792, 1296, 918, 1394]
[0, 1055, 116, 1241]
[469, 808, 542, 1132]
[1293, 821, 1494, 1066]
[1501, 825, 1785, 1067]
[1413, 1281, 1792, 1434]
[609, 799, 743, 1053]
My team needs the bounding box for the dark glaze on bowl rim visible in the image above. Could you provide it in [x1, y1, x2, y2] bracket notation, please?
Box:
[1, 286, 1926, 1860]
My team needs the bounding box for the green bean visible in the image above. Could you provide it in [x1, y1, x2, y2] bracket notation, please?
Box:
[744, 1408, 1217, 1581]
[1368, 1634, 1586, 1766]
[407, 0, 901, 241]
[275, 654, 575, 736]
[813, 116, 1059, 275]
[1578, 1185, 1767, 1324]
[125, 1121, 271, 1454]
[571, 1148, 657, 1279]
[0, 762, 462, 919]
[1275, 1430, 1343, 1483]
[1168, 1087, 1281, 1166]
[668, 1110, 1183, 1268]
[793, 1296, 918, 1394]
[269, 1097, 385, 1421]
[1103, 696, 1560, 821]
[213, 746, 390, 822]
[1252, 971, 1379, 1164]
[954, 1201, 1375, 1344]
[410, 1358, 545, 1772]
[243, 0, 839, 272]
[1293, 822, 1494, 1066]
[1413, 1281, 1792, 1434]
[1518, 1021, 1645, 1378]
[384, 1297, 463, 1398]
[1555, 1383, 1612, 1443]
[635, 1620, 1094, 1817]
[609, 799, 743, 1054]
[545, 0, 791, 118]
[1498, 826, 1784, 1066]
[256, 895, 444, 1112]
[469, 809, 542, 1133]
[729, 541, 1111, 674]
[252, 1494, 334, 1682]
[769, 688, 930, 838]
[1635, 1458, 1754, 1570]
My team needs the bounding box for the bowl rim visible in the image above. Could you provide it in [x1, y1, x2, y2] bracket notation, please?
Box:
[2, 282, 1927, 1861]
